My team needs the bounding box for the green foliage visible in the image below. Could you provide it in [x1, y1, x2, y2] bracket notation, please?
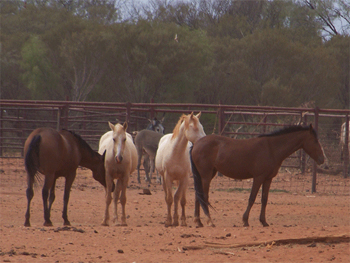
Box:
[0, 0, 348, 108]
[20, 36, 61, 99]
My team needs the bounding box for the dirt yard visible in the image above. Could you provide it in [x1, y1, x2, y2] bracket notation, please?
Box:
[0, 158, 349, 263]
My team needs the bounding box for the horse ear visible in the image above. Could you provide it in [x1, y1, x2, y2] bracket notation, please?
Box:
[108, 121, 115, 131]
[190, 112, 194, 118]
[195, 112, 202, 119]
[123, 122, 128, 131]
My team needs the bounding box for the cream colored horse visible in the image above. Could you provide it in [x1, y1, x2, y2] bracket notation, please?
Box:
[155, 112, 206, 227]
[98, 122, 137, 226]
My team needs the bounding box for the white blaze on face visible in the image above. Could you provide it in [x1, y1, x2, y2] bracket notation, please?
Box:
[109, 122, 128, 164]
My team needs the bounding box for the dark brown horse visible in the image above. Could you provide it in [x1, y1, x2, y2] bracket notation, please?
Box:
[24, 127, 107, 227]
[190, 125, 325, 227]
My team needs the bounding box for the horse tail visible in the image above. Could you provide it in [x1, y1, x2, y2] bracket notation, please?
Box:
[190, 145, 211, 217]
[25, 135, 41, 182]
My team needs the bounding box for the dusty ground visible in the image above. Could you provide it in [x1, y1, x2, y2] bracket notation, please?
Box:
[0, 158, 349, 263]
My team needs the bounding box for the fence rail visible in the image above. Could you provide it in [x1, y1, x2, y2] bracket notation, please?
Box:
[1, 99, 349, 194]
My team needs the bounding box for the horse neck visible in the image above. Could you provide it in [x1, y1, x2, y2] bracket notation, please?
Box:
[79, 150, 100, 170]
[266, 131, 306, 162]
[172, 124, 189, 153]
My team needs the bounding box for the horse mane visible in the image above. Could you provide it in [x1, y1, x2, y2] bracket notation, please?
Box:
[259, 125, 317, 138]
[63, 129, 97, 157]
[172, 114, 189, 139]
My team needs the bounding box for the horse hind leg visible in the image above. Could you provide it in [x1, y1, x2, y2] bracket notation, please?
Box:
[24, 175, 34, 227]
[177, 177, 189, 227]
[42, 176, 55, 226]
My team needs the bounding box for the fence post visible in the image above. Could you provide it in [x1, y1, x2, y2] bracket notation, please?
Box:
[218, 102, 225, 135]
[126, 102, 131, 127]
[344, 114, 349, 178]
[312, 107, 319, 193]
[301, 115, 308, 174]
[0, 106, 2, 157]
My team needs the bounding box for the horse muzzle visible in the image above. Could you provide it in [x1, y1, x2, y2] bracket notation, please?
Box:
[317, 155, 325, 165]
[115, 156, 123, 163]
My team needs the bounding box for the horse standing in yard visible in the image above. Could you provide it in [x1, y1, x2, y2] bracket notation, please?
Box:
[23, 127, 106, 227]
[98, 122, 137, 226]
[155, 112, 206, 226]
[135, 130, 164, 184]
[190, 125, 325, 228]
[135, 117, 165, 184]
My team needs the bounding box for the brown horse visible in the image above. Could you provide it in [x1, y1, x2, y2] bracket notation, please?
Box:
[190, 125, 325, 228]
[24, 127, 107, 227]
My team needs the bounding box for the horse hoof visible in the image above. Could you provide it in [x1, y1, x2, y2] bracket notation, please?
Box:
[24, 221, 31, 227]
[101, 222, 109, 226]
[243, 223, 249, 227]
[262, 223, 269, 227]
[44, 221, 53, 227]
[64, 221, 71, 226]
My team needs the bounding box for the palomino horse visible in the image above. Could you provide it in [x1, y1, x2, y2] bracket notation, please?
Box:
[98, 122, 137, 226]
[23, 128, 106, 227]
[190, 125, 325, 227]
[155, 112, 206, 226]
[135, 130, 164, 184]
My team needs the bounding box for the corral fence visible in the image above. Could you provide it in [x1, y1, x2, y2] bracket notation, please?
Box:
[0, 99, 349, 194]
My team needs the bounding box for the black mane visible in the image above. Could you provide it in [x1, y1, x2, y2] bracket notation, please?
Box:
[259, 125, 317, 138]
[63, 129, 98, 157]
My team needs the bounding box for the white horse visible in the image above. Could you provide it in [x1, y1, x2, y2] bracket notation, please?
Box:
[98, 122, 137, 226]
[155, 112, 206, 227]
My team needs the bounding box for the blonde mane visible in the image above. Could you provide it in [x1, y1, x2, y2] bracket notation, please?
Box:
[172, 114, 190, 139]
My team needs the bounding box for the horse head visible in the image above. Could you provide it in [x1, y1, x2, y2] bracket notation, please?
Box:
[147, 117, 165, 134]
[303, 124, 325, 165]
[109, 121, 128, 164]
[184, 112, 206, 144]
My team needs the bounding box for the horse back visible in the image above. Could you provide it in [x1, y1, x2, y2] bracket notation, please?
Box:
[24, 128, 80, 175]
[193, 134, 272, 179]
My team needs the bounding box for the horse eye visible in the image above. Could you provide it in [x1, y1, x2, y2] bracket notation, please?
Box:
[123, 138, 126, 142]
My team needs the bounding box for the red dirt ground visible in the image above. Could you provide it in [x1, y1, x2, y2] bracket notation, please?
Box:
[0, 158, 349, 263]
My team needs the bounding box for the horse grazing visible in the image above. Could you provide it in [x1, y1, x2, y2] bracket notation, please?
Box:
[155, 112, 206, 227]
[98, 122, 137, 226]
[190, 125, 325, 228]
[135, 130, 164, 184]
[23, 127, 106, 227]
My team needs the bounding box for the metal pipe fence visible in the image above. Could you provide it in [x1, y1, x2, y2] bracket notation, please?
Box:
[0, 99, 349, 194]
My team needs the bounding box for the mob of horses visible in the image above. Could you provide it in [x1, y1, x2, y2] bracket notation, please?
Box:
[23, 113, 326, 228]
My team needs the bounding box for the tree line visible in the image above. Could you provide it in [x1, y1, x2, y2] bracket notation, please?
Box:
[1, 0, 349, 109]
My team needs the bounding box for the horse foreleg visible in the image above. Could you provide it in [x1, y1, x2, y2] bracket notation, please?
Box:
[112, 179, 121, 225]
[178, 177, 188, 226]
[143, 154, 151, 183]
[62, 173, 76, 226]
[119, 176, 129, 226]
[243, 178, 263, 227]
[102, 174, 113, 226]
[137, 152, 142, 184]
[260, 178, 273, 227]
[162, 173, 173, 227]
[24, 176, 34, 227]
